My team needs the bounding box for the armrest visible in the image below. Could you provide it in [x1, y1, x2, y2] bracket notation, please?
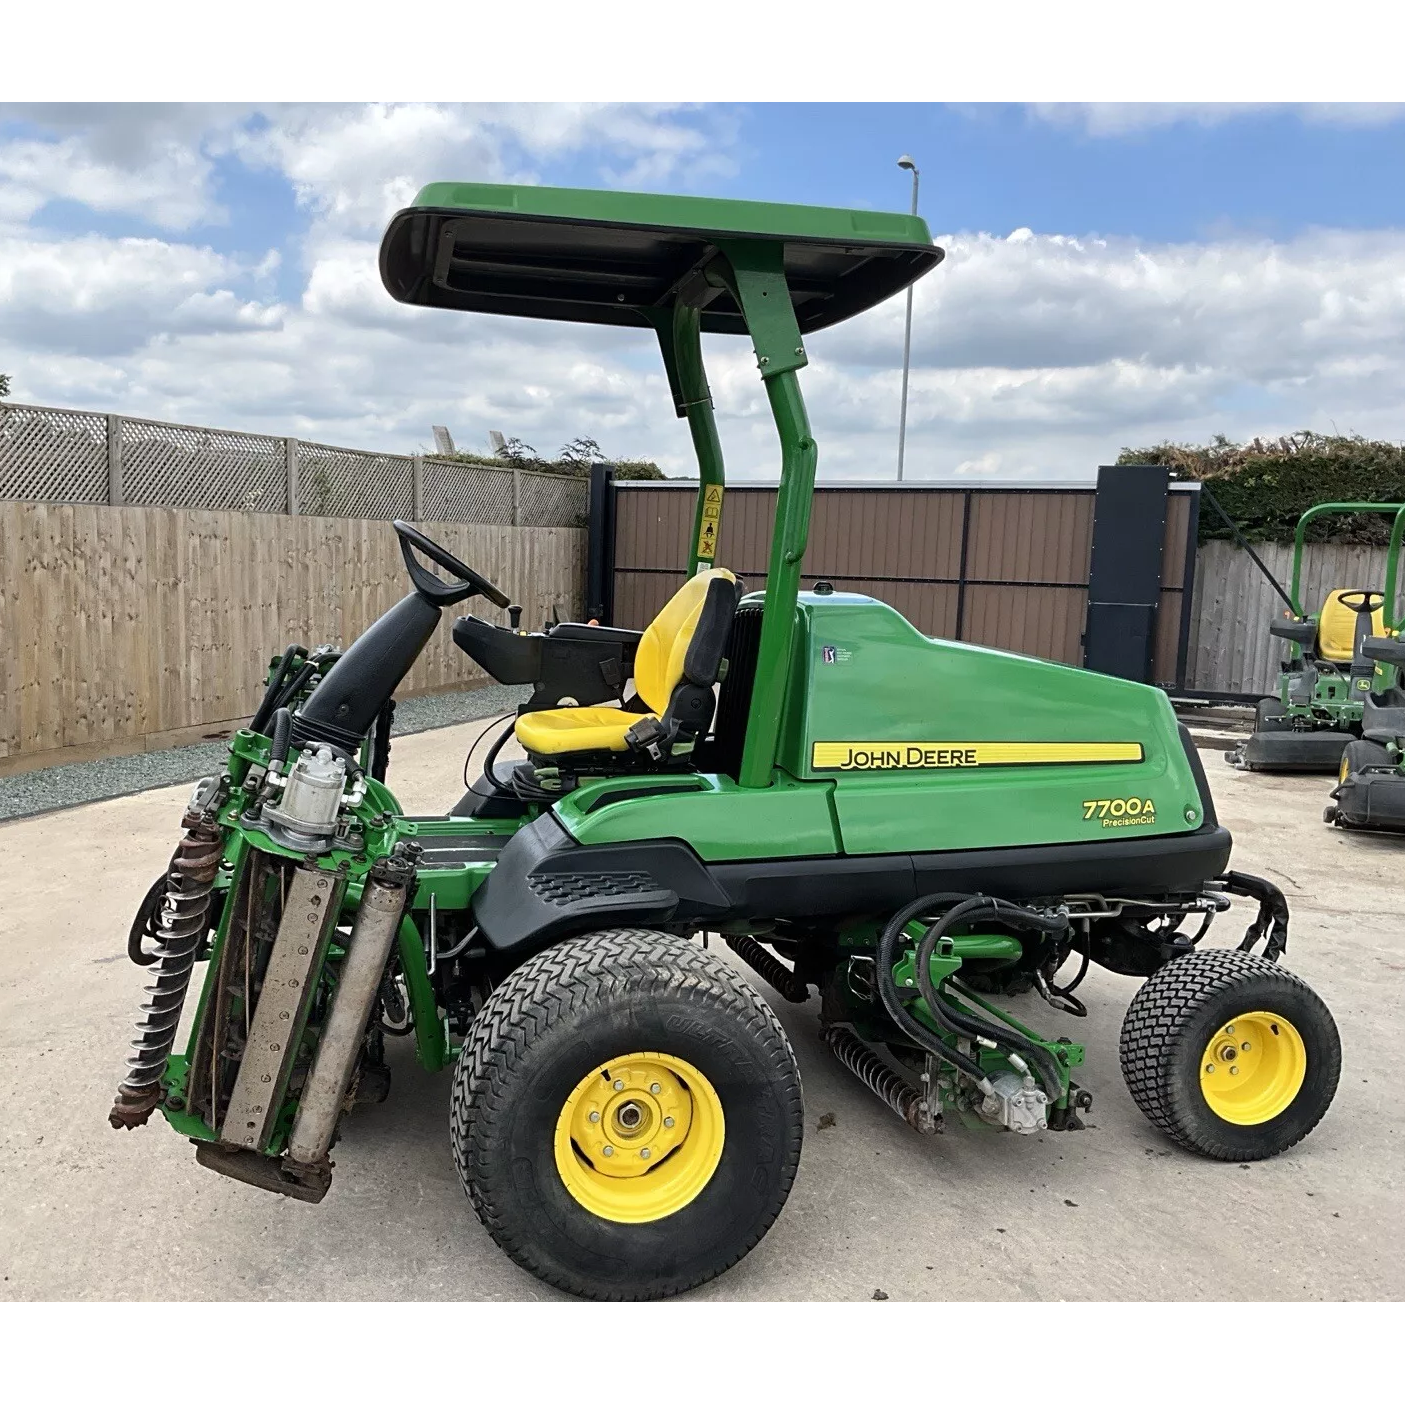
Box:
[548, 622, 644, 645]
[1362, 636, 1405, 667]
[1269, 618, 1318, 648]
[451, 614, 544, 684]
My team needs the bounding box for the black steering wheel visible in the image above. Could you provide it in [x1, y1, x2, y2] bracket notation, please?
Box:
[393, 520, 511, 609]
[1339, 589, 1385, 615]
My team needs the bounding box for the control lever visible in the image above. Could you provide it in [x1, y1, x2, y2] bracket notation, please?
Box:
[507, 605, 523, 632]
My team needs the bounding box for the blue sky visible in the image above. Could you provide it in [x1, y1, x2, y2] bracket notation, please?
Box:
[3, 102, 1404, 479]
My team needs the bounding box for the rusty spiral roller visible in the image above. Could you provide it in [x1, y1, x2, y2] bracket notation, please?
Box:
[109, 817, 223, 1130]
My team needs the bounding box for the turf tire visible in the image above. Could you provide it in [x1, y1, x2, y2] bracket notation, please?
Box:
[450, 928, 804, 1300]
[1119, 948, 1340, 1161]
[1255, 697, 1292, 732]
[1339, 737, 1393, 781]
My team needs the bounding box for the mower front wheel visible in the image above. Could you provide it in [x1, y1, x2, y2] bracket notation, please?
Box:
[1255, 697, 1292, 732]
[1119, 949, 1340, 1161]
[450, 928, 804, 1300]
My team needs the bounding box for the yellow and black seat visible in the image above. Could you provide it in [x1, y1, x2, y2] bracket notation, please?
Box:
[1314, 589, 1384, 664]
[1274, 587, 1386, 706]
[514, 568, 739, 776]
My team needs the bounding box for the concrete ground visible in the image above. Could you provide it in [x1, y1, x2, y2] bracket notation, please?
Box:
[1, 724, 1400, 1301]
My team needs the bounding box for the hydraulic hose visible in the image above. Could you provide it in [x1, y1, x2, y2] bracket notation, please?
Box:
[269, 707, 292, 769]
[461, 713, 513, 789]
[482, 716, 517, 790]
[913, 898, 1068, 1104]
[250, 645, 305, 736]
[876, 894, 994, 1091]
[270, 659, 319, 716]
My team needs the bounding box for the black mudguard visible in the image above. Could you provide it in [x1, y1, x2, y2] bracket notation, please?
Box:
[472, 813, 732, 951]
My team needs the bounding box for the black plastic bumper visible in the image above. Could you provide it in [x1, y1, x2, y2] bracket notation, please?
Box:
[1240, 728, 1351, 773]
[1332, 771, 1405, 832]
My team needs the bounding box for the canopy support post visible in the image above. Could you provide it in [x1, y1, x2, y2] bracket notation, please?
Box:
[714, 240, 815, 790]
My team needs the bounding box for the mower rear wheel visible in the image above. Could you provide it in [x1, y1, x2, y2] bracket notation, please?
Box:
[450, 928, 803, 1300]
[1119, 949, 1339, 1161]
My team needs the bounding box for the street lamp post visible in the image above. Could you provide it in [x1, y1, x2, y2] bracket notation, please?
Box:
[896, 153, 920, 481]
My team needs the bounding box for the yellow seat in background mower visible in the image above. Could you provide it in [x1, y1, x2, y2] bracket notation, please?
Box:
[1317, 589, 1384, 662]
[513, 567, 737, 758]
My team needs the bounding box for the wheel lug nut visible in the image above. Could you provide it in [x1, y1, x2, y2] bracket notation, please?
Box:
[664, 1116, 675, 1127]
[588, 1111, 600, 1123]
[613, 1079, 624, 1091]
[1241, 1042, 1252, 1051]
[602, 1145, 614, 1156]
[1205, 1065, 1215, 1074]
[1226, 1025, 1235, 1036]
[640, 1148, 651, 1160]
[650, 1083, 661, 1094]
[1230, 1067, 1240, 1076]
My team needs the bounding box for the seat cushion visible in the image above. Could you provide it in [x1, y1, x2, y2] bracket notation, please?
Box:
[515, 705, 654, 757]
[634, 567, 736, 713]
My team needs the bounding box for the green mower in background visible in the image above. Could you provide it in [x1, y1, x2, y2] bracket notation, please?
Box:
[109, 183, 1341, 1300]
[1232, 501, 1403, 773]
[1326, 505, 1405, 831]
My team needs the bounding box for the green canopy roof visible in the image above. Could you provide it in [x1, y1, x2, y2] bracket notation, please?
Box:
[379, 182, 942, 335]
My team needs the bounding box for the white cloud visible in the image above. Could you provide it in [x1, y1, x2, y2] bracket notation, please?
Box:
[0, 230, 282, 355]
[0, 101, 735, 240]
[0, 133, 221, 230]
[3, 103, 1404, 483]
[1028, 102, 1405, 137]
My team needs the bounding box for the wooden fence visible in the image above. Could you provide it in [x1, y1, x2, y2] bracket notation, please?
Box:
[0, 502, 584, 774]
[1185, 539, 1394, 696]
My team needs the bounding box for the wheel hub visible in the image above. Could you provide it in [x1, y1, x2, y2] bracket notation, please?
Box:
[554, 1051, 725, 1223]
[1199, 1011, 1307, 1125]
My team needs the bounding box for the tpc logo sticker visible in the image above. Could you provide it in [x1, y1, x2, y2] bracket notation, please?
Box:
[822, 645, 836, 664]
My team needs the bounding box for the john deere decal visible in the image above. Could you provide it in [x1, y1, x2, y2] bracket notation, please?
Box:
[810, 741, 1144, 771]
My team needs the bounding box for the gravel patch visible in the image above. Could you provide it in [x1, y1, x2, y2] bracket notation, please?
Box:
[0, 683, 529, 823]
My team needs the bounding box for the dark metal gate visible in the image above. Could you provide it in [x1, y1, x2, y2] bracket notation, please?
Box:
[594, 474, 1200, 688]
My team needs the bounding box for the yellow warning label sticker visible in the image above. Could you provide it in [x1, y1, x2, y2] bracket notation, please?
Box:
[810, 741, 1144, 771]
[696, 484, 724, 559]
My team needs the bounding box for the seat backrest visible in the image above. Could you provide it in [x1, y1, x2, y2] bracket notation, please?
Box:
[634, 568, 737, 715]
[1317, 589, 1384, 663]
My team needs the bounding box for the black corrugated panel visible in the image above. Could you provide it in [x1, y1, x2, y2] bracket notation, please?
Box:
[696, 603, 763, 780]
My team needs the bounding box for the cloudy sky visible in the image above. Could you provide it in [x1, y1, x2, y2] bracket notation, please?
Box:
[2, 101, 1404, 480]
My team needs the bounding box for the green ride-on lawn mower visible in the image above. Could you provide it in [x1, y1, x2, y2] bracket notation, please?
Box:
[110, 182, 1342, 1300]
[1231, 501, 1402, 773]
[1326, 504, 1405, 832]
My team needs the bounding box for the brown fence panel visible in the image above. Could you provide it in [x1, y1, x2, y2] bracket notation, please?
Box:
[611, 481, 1197, 686]
[0, 501, 585, 773]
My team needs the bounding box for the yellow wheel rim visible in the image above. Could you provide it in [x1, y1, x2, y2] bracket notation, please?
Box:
[553, 1051, 725, 1224]
[1199, 1011, 1307, 1125]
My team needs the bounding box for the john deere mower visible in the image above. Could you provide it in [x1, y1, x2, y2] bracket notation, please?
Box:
[110, 183, 1341, 1300]
[1326, 505, 1405, 831]
[1232, 501, 1403, 773]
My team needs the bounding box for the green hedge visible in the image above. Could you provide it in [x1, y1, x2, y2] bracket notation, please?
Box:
[441, 436, 666, 482]
[1116, 432, 1405, 544]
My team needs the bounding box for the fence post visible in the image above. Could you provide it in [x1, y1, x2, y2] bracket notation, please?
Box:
[286, 437, 300, 515]
[412, 455, 424, 520]
[512, 468, 522, 526]
[106, 414, 124, 506]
